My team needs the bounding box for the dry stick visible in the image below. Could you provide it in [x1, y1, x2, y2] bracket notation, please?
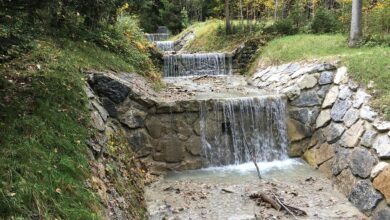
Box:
[243, 137, 261, 179]
[271, 192, 298, 220]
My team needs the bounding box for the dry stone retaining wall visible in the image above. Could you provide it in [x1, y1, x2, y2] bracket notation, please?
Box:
[252, 62, 390, 218]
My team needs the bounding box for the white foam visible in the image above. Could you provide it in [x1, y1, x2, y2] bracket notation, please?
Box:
[201, 159, 302, 174]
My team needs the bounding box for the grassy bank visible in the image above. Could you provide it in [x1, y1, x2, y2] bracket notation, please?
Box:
[179, 19, 270, 52]
[0, 17, 157, 218]
[260, 34, 390, 118]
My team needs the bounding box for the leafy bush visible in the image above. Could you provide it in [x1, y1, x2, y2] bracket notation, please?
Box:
[265, 19, 298, 35]
[310, 8, 341, 33]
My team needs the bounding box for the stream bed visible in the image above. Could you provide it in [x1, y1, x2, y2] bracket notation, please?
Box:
[146, 159, 366, 220]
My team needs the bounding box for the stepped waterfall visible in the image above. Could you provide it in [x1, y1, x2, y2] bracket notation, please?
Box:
[155, 41, 175, 52]
[199, 96, 288, 167]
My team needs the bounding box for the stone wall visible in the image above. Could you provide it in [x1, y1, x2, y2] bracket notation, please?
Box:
[230, 38, 265, 74]
[252, 62, 390, 218]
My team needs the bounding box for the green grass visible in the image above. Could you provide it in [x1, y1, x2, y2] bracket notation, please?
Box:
[0, 38, 147, 219]
[179, 19, 270, 52]
[260, 34, 390, 118]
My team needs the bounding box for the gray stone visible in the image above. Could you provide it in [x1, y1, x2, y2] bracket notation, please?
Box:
[145, 117, 164, 139]
[353, 89, 371, 108]
[102, 97, 117, 118]
[331, 99, 352, 122]
[91, 111, 105, 131]
[325, 123, 346, 143]
[185, 136, 202, 156]
[373, 134, 390, 158]
[371, 162, 389, 179]
[317, 85, 331, 99]
[316, 109, 331, 128]
[373, 206, 390, 220]
[297, 74, 318, 89]
[343, 108, 360, 128]
[334, 168, 357, 196]
[287, 118, 312, 141]
[92, 100, 109, 122]
[84, 85, 95, 99]
[332, 147, 351, 175]
[334, 66, 348, 84]
[348, 80, 359, 91]
[340, 120, 365, 148]
[349, 147, 376, 178]
[373, 121, 390, 132]
[315, 142, 335, 165]
[289, 107, 320, 126]
[281, 85, 301, 100]
[119, 108, 146, 129]
[338, 85, 353, 100]
[93, 74, 129, 104]
[348, 180, 383, 212]
[361, 130, 378, 147]
[360, 106, 378, 122]
[319, 71, 334, 85]
[291, 90, 321, 107]
[160, 136, 185, 163]
[322, 86, 339, 108]
[228, 214, 256, 220]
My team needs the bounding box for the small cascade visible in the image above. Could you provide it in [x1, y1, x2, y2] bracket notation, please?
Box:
[155, 41, 175, 52]
[164, 53, 231, 77]
[199, 96, 288, 167]
[145, 33, 170, 42]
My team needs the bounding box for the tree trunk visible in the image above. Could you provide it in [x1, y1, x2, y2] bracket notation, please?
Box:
[225, 0, 232, 34]
[349, 0, 363, 47]
[274, 0, 279, 20]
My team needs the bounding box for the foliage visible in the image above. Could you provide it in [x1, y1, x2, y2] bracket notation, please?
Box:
[265, 19, 298, 35]
[310, 8, 341, 33]
[260, 34, 390, 118]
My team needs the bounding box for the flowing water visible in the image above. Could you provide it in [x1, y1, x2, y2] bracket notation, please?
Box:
[199, 96, 288, 167]
[146, 33, 170, 42]
[155, 41, 175, 52]
[164, 53, 231, 77]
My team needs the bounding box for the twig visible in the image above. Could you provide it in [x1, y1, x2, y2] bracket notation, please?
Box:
[271, 192, 298, 220]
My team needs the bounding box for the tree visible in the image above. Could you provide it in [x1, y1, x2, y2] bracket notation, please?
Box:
[225, 0, 232, 34]
[349, 0, 363, 47]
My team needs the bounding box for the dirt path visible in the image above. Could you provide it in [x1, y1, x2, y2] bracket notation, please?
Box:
[146, 160, 366, 220]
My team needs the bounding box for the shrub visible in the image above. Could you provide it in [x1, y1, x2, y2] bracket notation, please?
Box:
[265, 19, 298, 35]
[310, 8, 340, 33]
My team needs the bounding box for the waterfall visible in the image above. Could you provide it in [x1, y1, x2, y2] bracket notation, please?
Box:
[199, 96, 288, 167]
[155, 41, 175, 52]
[145, 33, 170, 42]
[164, 53, 231, 77]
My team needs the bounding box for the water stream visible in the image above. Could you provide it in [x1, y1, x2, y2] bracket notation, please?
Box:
[155, 41, 175, 52]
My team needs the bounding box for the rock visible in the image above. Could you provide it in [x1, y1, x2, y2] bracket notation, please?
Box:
[92, 100, 109, 122]
[343, 108, 360, 128]
[373, 206, 390, 220]
[298, 74, 318, 89]
[281, 85, 301, 100]
[289, 139, 310, 157]
[334, 168, 357, 196]
[317, 85, 331, 99]
[334, 66, 348, 84]
[145, 117, 164, 139]
[373, 167, 390, 204]
[102, 97, 117, 118]
[319, 158, 334, 178]
[185, 136, 202, 156]
[93, 74, 129, 104]
[322, 86, 339, 108]
[349, 147, 376, 178]
[340, 120, 365, 148]
[325, 123, 346, 143]
[348, 80, 359, 91]
[368, 80, 375, 89]
[331, 99, 352, 122]
[175, 120, 193, 140]
[373, 134, 390, 158]
[228, 214, 256, 220]
[361, 130, 378, 147]
[349, 180, 382, 212]
[160, 136, 185, 163]
[373, 121, 390, 132]
[128, 129, 152, 151]
[287, 118, 312, 141]
[371, 162, 389, 178]
[353, 89, 371, 108]
[291, 90, 321, 107]
[360, 106, 378, 122]
[303, 148, 316, 166]
[314, 143, 335, 165]
[319, 71, 334, 85]
[332, 147, 351, 175]
[289, 107, 320, 126]
[316, 109, 331, 128]
[119, 108, 146, 129]
[338, 85, 353, 100]
[91, 111, 105, 131]
[84, 85, 95, 99]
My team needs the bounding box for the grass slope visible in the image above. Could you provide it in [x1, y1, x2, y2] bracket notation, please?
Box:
[260, 34, 390, 119]
[0, 38, 150, 219]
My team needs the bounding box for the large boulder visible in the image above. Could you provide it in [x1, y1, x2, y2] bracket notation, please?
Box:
[348, 180, 382, 212]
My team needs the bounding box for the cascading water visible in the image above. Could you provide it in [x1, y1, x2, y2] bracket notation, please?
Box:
[145, 33, 170, 42]
[199, 96, 288, 167]
[155, 41, 175, 52]
[164, 53, 231, 77]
